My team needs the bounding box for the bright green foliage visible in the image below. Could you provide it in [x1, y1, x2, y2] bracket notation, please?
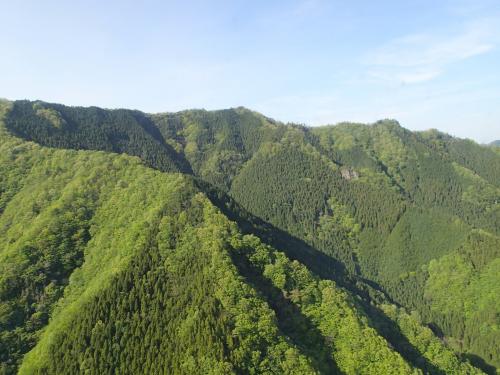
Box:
[424, 233, 500, 370]
[1, 99, 498, 374]
[151, 107, 286, 191]
[381, 305, 483, 374]
[32, 103, 66, 129]
[0, 103, 193, 373]
[234, 237, 417, 374]
[452, 162, 500, 210]
[20, 194, 318, 374]
[379, 207, 469, 281]
[0, 114, 317, 373]
[5, 100, 190, 173]
[420, 131, 500, 187]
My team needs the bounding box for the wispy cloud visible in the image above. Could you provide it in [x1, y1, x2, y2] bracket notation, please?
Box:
[254, 92, 412, 126]
[366, 19, 498, 84]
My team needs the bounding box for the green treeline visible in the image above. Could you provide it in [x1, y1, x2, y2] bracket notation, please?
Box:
[4, 100, 190, 173]
[1, 99, 498, 373]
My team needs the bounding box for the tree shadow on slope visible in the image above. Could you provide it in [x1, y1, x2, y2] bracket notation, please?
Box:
[229, 249, 342, 375]
[462, 354, 497, 375]
[4, 101, 193, 175]
[201, 180, 453, 375]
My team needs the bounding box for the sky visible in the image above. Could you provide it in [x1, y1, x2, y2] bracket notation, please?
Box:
[1, 0, 499, 142]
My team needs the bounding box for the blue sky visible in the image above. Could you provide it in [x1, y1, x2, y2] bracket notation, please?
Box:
[1, 0, 499, 142]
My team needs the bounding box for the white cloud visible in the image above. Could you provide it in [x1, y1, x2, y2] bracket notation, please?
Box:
[369, 69, 442, 84]
[366, 19, 498, 84]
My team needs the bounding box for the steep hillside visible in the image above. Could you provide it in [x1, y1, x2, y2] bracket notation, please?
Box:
[0, 100, 469, 375]
[1, 99, 497, 374]
[153, 106, 500, 371]
[4, 100, 191, 174]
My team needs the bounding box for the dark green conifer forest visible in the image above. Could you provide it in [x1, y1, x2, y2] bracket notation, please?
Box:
[0, 99, 498, 374]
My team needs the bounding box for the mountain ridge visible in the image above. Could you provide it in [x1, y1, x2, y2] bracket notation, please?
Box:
[0, 99, 498, 374]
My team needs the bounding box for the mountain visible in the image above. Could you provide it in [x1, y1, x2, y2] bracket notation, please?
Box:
[489, 140, 500, 147]
[0, 99, 498, 374]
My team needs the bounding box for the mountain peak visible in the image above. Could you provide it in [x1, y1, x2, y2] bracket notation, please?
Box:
[1, 99, 498, 374]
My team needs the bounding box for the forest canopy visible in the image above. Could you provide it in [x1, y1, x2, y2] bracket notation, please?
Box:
[0, 99, 498, 374]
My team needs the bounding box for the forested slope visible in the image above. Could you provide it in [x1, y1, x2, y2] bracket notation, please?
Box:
[152, 106, 500, 371]
[5, 100, 191, 174]
[1, 99, 498, 374]
[1, 100, 467, 375]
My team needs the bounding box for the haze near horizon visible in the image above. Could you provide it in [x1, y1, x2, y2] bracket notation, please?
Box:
[1, 0, 499, 142]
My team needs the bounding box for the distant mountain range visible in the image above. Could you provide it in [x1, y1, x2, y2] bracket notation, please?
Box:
[0, 99, 499, 374]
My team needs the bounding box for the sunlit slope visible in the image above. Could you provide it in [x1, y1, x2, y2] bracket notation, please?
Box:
[3, 99, 497, 373]
[0, 102, 424, 374]
[0, 101, 192, 372]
